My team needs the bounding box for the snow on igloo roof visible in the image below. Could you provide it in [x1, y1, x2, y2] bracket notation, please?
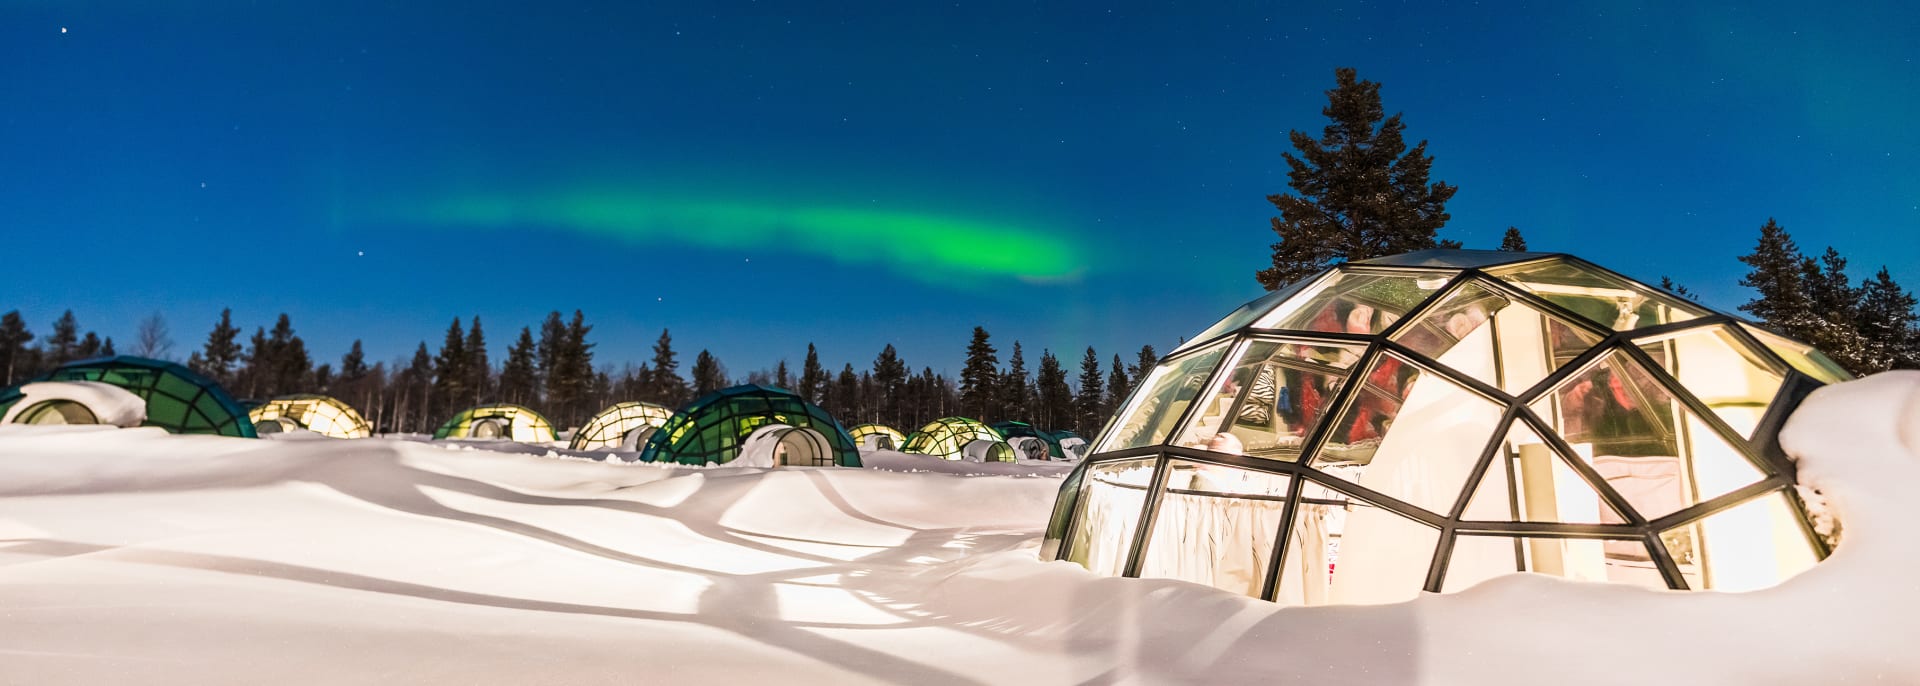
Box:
[1052, 250, 1847, 603]
[0, 356, 256, 438]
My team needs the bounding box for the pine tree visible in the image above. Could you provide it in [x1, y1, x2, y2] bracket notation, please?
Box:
[465, 316, 489, 405]
[498, 327, 538, 406]
[0, 311, 31, 385]
[1257, 67, 1457, 289]
[1857, 267, 1920, 371]
[799, 343, 828, 405]
[648, 328, 687, 407]
[264, 314, 310, 396]
[336, 340, 370, 407]
[536, 312, 566, 403]
[196, 308, 243, 386]
[1106, 353, 1131, 417]
[1738, 219, 1819, 336]
[958, 327, 998, 420]
[1000, 341, 1031, 422]
[1074, 347, 1105, 436]
[872, 344, 908, 426]
[775, 359, 792, 390]
[404, 343, 434, 432]
[78, 332, 102, 358]
[312, 363, 334, 390]
[1036, 349, 1072, 430]
[99, 336, 115, 356]
[1129, 345, 1159, 384]
[431, 318, 468, 421]
[835, 363, 861, 421]
[239, 327, 269, 397]
[1499, 227, 1527, 252]
[45, 310, 80, 364]
[553, 310, 596, 425]
[691, 349, 727, 395]
[1657, 276, 1700, 302]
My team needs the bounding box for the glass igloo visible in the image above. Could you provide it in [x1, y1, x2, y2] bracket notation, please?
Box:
[249, 394, 372, 438]
[1044, 249, 1839, 604]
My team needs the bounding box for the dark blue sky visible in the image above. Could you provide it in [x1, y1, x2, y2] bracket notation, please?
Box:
[4, 1, 1916, 376]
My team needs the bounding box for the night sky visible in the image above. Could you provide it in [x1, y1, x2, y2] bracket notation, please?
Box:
[4, 1, 1917, 376]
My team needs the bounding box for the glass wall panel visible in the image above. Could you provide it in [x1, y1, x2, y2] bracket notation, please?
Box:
[1462, 421, 1622, 523]
[1065, 458, 1158, 576]
[1661, 490, 1820, 591]
[1274, 480, 1438, 606]
[1736, 323, 1852, 384]
[1138, 460, 1291, 597]
[1099, 343, 1229, 451]
[1171, 338, 1364, 461]
[1636, 326, 1787, 438]
[1443, 534, 1668, 592]
[1391, 279, 1604, 394]
[1253, 271, 1453, 335]
[1487, 258, 1710, 331]
[1531, 352, 1766, 520]
[1312, 352, 1505, 514]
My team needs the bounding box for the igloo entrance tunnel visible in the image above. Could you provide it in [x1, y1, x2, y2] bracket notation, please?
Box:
[1044, 249, 1841, 604]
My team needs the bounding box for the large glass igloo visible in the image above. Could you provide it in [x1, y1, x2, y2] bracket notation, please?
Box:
[1044, 249, 1840, 604]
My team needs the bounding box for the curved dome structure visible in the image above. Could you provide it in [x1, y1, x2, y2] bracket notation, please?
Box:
[570, 401, 677, 451]
[0, 381, 146, 428]
[904, 417, 1012, 462]
[249, 394, 371, 438]
[434, 404, 556, 443]
[1046, 249, 1839, 604]
[0, 356, 255, 437]
[847, 423, 907, 452]
[991, 421, 1076, 461]
[638, 385, 860, 467]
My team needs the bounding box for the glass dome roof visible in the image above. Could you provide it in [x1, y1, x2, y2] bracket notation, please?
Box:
[903, 417, 1009, 461]
[638, 385, 860, 467]
[1049, 250, 1842, 604]
[0, 356, 255, 438]
[249, 394, 371, 438]
[570, 401, 677, 451]
[434, 404, 557, 443]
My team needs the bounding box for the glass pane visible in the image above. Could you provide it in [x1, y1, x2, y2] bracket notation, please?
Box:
[1173, 275, 1322, 354]
[1462, 421, 1622, 523]
[1040, 461, 1090, 560]
[1276, 480, 1438, 606]
[1661, 490, 1820, 592]
[1736, 323, 1851, 384]
[1313, 352, 1505, 514]
[1253, 270, 1454, 335]
[1487, 258, 1710, 331]
[1100, 343, 1230, 451]
[1443, 535, 1668, 592]
[1065, 458, 1157, 576]
[1172, 338, 1365, 461]
[1390, 279, 1604, 394]
[1636, 325, 1787, 438]
[1138, 460, 1291, 597]
[1531, 352, 1766, 520]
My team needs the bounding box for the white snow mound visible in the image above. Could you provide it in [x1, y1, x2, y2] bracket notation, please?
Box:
[1, 380, 146, 427]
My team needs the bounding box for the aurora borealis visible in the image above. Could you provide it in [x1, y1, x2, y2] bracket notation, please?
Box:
[3, 1, 1917, 374]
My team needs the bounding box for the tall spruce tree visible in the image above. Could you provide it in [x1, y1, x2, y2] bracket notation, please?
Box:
[196, 308, 243, 386]
[1106, 354, 1131, 417]
[1074, 347, 1106, 436]
[1258, 67, 1457, 289]
[648, 328, 687, 407]
[958, 327, 998, 420]
[1858, 267, 1920, 371]
[799, 343, 828, 404]
[1129, 345, 1159, 385]
[1801, 248, 1870, 372]
[536, 312, 566, 403]
[835, 363, 861, 422]
[775, 360, 792, 390]
[77, 332, 102, 358]
[431, 318, 469, 420]
[1036, 350, 1072, 430]
[46, 310, 80, 364]
[691, 350, 727, 395]
[554, 310, 596, 425]
[1738, 219, 1819, 336]
[404, 342, 433, 432]
[465, 317, 489, 405]
[265, 314, 309, 396]
[1499, 227, 1528, 252]
[0, 311, 32, 385]
[1000, 342, 1031, 422]
[499, 327, 538, 406]
[872, 344, 907, 426]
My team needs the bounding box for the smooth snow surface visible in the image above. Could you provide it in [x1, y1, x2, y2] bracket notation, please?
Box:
[2, 372, 1917, 684]
[1, 381, 146, 427]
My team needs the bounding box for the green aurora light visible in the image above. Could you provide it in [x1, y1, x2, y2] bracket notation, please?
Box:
[412, 193, 1092, 286]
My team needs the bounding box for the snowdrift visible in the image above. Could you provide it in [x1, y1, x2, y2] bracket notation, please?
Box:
[2, 372, 1918, 684]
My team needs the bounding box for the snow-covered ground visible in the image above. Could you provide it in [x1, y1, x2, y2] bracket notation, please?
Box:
[3, 373, 1919, 684]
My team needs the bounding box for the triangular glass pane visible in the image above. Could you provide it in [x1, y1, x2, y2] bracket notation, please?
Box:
[1098, 342, 1231, 452]
[1391, 279, 1606, 394]
[1735, 322, 1852, 384]
[1636, 325, 1788, 438]
[1463, 420, 1624, 524]
[1530, 351, 1767, 520]
[1487, 257, 1711, 332]
[1276, 480, 1438, 607]
[1659, 490, 1820, 592]
[1173, 337, 1366, 461]
[1254, 270, 1455, 335]
[1311, 352, 1505, 514]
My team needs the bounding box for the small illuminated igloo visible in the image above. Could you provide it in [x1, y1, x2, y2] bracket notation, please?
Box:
[435, 404, 556, 443]
[847, 423, 907, 452]
[904, 417, 1013, 462]
[250, 394, 372, 438]
[570, 401, 677, 451]
[1044, 249, 1844, 604]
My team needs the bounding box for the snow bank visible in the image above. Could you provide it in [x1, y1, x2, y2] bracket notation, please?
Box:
[0, 381, 146, 427]
[0, 373, 1915, 684]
